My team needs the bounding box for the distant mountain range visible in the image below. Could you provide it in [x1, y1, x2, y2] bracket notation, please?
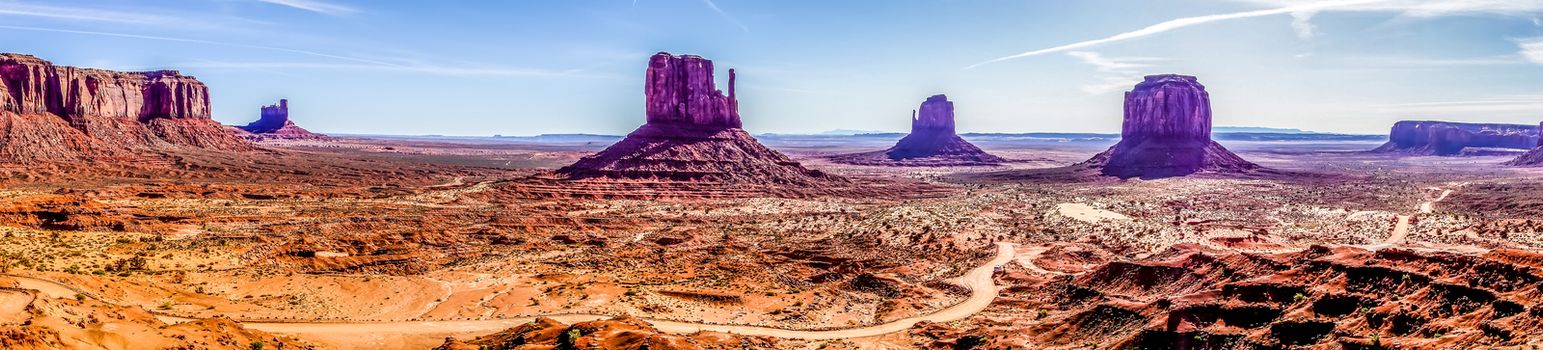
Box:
[471, 127, 1381, 143]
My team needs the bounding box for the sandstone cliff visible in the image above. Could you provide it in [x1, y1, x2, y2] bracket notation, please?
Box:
[1373, 120, 1538, 156]
[1080, 74, 1257, 178]
[235, 99, 325, 140]
[0, 53, 248, 162]
[557, 52, 840, 187]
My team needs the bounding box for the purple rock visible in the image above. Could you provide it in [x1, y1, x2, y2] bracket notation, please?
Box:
[882, 94, 1004, 164]
[644, 52, 740, 128]
[1082, 74, 1256, 178]
[1374, 120, 1538, 156]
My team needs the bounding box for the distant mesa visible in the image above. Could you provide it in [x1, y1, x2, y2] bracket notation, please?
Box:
[556, 52, 842, 186]
[1079, 74, 1258, 178]
[829, 94, 1006, 166]
[1372, 120, 1538, 156]
[1506, 121, 1543, 166]
[233, 99, 327, 140]
[0, 53, 249, 163]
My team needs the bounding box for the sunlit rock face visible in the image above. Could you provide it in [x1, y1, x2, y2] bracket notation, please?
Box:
[1373, 120, 1538, 156]
[1506, 121, 1543, 166]
[0, 53, 248, 163]
[1081, 74, 1256, 178]
[644, 52, 740, 129]
[880, 94, 1004, 164]
[557, 52, 840, 186]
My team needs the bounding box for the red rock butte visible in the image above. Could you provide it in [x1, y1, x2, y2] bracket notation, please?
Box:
[0, 53, 248, 163]
[1506, 121, 1543, 166]
[235, 99, 326, 140]
[556, 52, 841, 186]
[1374, 120, 1538, 156]
[882, 94, 1005, 164]
[1080, 74, 1256, 178]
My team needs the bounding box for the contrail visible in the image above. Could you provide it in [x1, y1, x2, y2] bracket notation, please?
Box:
[966, 0, 1384, 69]
[0, 25, 403, 67]
[700, 0, 749, 32]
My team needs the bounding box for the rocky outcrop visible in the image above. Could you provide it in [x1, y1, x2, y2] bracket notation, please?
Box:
[1506, 121, 1543, 166]
[235, 99, 325, 140]
[645, 53, 739, 128]
[1080, 74, 1257, 178]
[829, 94, 1006, 166]
[1373, 120, 1538, 156]
[0, 53, 248, 163]
[557, 52, 840, 187]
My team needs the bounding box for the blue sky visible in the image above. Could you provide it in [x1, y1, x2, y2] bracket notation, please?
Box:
[3, 0, 1543, 136]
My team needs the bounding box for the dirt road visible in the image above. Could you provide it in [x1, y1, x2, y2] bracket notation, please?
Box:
[7, 242, 1016, 347]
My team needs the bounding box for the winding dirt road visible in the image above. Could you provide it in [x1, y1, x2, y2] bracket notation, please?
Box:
[6, 242, 1016, 347]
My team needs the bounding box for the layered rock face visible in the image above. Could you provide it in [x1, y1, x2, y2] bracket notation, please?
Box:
[1506, 121, 1543, 166]
[831, 94, 1005, 166]
[235, 99, 325, 140]
[1080, 75, 1256, 178]
[0, 53, 248, 162]
[1373, 120, 1538, 156]
[557, 52, 839, 187]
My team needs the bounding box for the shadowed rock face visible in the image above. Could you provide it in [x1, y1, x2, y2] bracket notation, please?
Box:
[1081, 75, 1256, 178]
[1373, 121, 1538, 156]
[877, 94, 1005, 164]
[1506, 121, 1543, 166]
[236, 99, 324, 140]
[0, 53, 248, 162]
[558, 52, 840, 187]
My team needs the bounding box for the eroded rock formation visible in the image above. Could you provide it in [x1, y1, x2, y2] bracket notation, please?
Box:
[830, 94, 1006, 166]
[1080, 74, 1256, 178]
[0, 53, 248, 162]
[557, 52, 840, 187]
[235, 99, 325, 140]
[1373, 120, 1538, 156]
[1505, 121, 1543, 166]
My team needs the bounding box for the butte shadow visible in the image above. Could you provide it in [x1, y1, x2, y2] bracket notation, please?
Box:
[827, 94, 1008, 167]
[955, 74, 1269, 183]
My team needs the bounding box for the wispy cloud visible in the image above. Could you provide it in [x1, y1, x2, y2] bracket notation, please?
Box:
[1230, 0, 1543, 17]
[171, 61, 587, 78]
[0, 2, 176, 24]
[254, 0, 357, 16]
[0, 25, 395, 66]
[1519, 37, 1543, 65]
[967, 0, 1380, 69]
[1067, 51, 1162, 94]
[699, 0, 749, 32]
[1373, 95, 1543, 115]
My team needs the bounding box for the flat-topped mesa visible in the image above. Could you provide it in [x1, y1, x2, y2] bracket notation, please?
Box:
[1505, 121, 1543, 166]
[0, 53, 248, 162]
[1080, 74, 1256, 178]
[556, 52, 841, 191]
[1122, 74, 1210, 142]
[644, 52, 740, 128]
[0, 54, 212, 122]
[1373, 120, 1538, 156]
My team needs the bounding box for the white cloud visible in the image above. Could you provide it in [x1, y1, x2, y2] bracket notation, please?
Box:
[1067, 51, 1161, 94]
[699, 0, 748, 32]
[968, 0, 1380, 69]
[0, 2, 175, 24]
[1373, 95, 1543, 115]
[1519, 37, 1543, 64]
[1290, 10, 1318, 39]
[254, 0, 357, 16]
[1232, 0, 1543, 17]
